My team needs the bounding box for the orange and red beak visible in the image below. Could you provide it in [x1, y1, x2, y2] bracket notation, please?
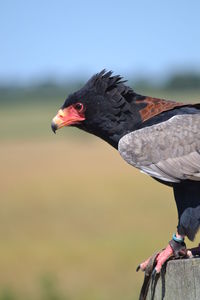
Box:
[51, 106, 85, 133]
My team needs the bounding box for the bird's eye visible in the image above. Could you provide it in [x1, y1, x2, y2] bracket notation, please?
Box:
[74, 103, 84, 112]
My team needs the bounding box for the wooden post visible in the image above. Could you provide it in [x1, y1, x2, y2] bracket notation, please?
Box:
[146, 258, 200, 300]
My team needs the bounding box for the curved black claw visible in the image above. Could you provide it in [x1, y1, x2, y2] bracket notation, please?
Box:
[136, 265, 141, 272]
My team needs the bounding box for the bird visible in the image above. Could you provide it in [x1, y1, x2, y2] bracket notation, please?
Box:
[51, 69, 200, 274]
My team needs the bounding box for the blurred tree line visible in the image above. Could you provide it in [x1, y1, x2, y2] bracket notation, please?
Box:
[0, 71, 200, 105]
[165, 73, 200, 90]
[134, 72, 200, 91]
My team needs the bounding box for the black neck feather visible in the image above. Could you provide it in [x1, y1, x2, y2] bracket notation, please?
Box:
[79, 93, 146, 149]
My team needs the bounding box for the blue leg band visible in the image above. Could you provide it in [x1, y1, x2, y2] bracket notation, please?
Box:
[172, 233, 184, 243]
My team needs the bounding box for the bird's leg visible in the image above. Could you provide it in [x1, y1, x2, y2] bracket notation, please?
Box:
[137, 232, 187, 274]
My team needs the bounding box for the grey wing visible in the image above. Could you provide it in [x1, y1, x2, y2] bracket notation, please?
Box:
[118, 114, 200, 183]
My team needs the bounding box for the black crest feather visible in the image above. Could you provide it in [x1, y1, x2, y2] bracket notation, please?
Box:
[85, 69, 134, 97]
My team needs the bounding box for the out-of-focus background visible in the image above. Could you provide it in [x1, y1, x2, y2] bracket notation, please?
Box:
[1, 1, 200, 299]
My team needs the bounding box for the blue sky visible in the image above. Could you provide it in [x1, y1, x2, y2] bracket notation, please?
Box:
[1, 0, 200, 82]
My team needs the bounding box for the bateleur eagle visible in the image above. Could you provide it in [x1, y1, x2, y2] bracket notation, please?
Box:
[51, 70, 200, 274]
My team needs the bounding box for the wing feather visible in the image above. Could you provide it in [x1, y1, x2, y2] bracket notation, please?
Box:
[118, 114, 200, 183]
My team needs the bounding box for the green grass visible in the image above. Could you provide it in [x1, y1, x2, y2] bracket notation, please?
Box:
[1, 138, 176, 300]
[1, 89, 200, 299]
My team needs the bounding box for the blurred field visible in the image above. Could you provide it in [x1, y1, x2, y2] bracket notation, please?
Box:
[1, 88, 200, 299]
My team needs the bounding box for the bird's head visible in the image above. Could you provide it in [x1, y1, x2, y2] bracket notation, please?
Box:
[51, 70, 142, 148]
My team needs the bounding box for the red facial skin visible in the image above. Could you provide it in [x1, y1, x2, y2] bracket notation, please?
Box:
[52, 103, 85, 129]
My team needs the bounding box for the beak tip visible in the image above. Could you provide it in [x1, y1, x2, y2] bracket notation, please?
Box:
[51, 121, 58, 134]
